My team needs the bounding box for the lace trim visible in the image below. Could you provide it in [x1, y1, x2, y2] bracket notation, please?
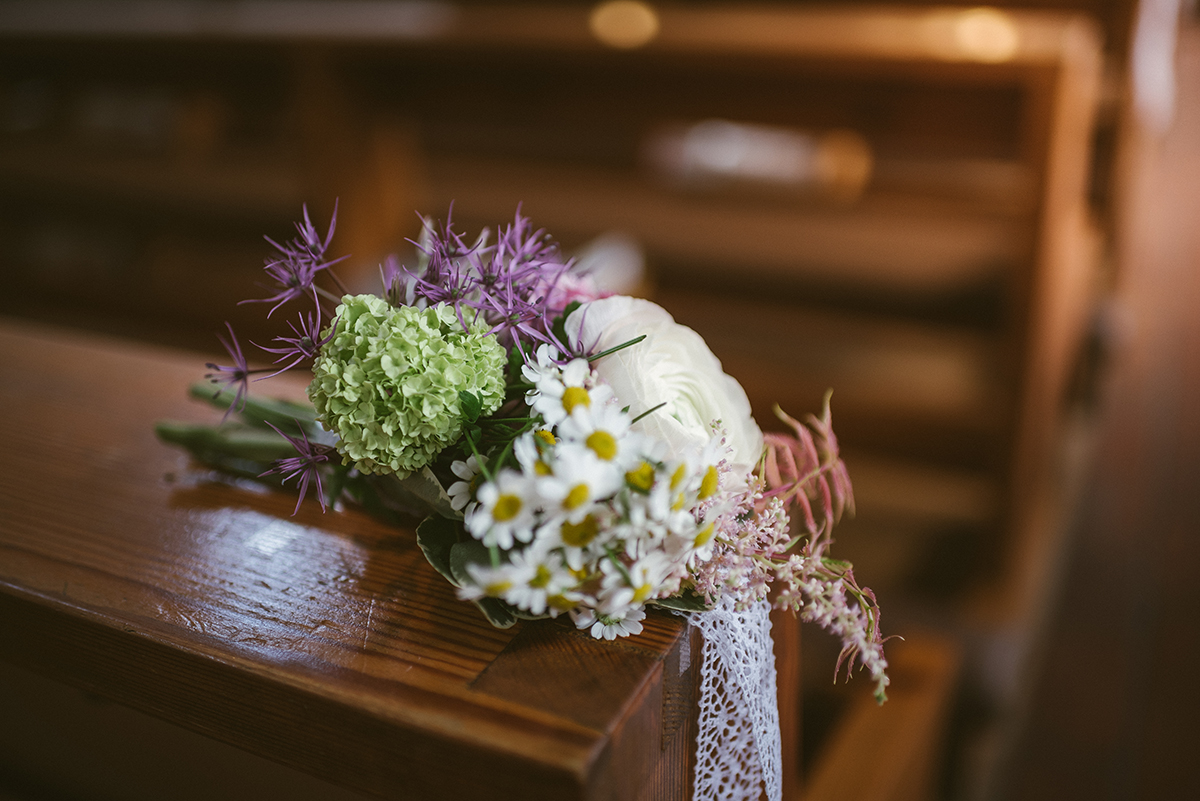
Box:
[687, 595, 782, 801]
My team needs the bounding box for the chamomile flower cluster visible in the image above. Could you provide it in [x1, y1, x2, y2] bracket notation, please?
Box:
[456, 346, 730, 640]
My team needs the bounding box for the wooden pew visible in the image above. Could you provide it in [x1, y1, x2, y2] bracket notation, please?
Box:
[0, 318, 968, 801]
[0, 319, 707, 800]
[0, 4, 1101, 796]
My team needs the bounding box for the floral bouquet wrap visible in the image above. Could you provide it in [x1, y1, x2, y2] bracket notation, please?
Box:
[158, 206, 889, 801]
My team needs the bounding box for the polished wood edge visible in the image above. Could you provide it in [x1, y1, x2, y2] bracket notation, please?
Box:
[469, 609, 699, 799]
[0, 585, 605, 800]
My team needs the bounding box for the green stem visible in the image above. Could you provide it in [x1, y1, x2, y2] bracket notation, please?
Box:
[327, 268, 349, 296]
[588, 335, 646, 362]
[465, 433, 494, 482]
[630, 402, 666, 425]
[315, 285, 342, 305]
[604, 546, 634, 585]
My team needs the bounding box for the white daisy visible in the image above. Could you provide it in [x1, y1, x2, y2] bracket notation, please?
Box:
[556, 401, 644, 470]
[571, 605, 647, 640]
[537, 508, 615, 571]
[529, 357, 613, 427]
[514, 429, 556, 478]
[458, 560, 532, 602]
[501, 547, 580, 617]
[447, 454, 489, 515]
[536, 442, 622, 523]
[467, 468, 539, 549]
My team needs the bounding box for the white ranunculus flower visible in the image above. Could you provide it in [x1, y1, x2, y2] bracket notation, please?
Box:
[565, 295, 763, 478]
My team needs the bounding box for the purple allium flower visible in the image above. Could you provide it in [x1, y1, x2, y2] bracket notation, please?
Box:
[255, 307, 333, 378]
[205, 322, 253, 418]
[260, 422, 336, 513]
[245, 202, 348, 316]
[402, 214, 482, 322]
[393, 208, 578, 348]
[473, 284, 559, 348]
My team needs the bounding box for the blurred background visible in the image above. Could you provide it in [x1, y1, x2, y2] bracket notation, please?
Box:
[1, 1, 1197, 799]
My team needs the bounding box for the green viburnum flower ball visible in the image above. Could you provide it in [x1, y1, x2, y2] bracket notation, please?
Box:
[308, 296, 506, 477]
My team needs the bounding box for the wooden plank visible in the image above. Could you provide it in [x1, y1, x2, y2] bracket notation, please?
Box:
[804, 635, 961, 801]
[0, 142, 303, 220]
[0, 3, 1103, 74]
[428, 156, 1030, 295]
[656, 289, 1009, 469]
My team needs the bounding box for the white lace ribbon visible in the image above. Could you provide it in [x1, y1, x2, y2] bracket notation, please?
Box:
[687, 595, 783, 801]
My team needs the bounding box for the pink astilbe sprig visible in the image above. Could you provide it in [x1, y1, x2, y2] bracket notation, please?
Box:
[773, 549, 891, 703]
[761, 393, 854, 538]
[687, 401, 889, 702]
[691, 477, 792, 609]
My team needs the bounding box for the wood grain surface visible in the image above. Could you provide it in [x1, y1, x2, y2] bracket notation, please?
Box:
[0, 318, 699, 801]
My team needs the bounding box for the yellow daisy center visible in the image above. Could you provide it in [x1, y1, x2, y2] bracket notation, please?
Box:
[548, 594, 577, 611]
[586, 430, 618, 460]
[625, 462, 655, 492]
[561, 386, 590, 414]
[699, 465, 720, 500]
[530, 565, 553, 589]
[564, 483, 591, 510]
[670, 463, 687, 490]
[561, 515, 599, 547]
[493, 494, 523, 522]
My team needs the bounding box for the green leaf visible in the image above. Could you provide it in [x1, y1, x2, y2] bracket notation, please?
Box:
[652, 588, 712, 612]
[550, 300, 583, 348]
[448, 540, 519, 628]
[506, 344, 525, 382]
[473, 598, 517, 628]
[458, 390, 482, 423]
[449, 539, 493, 587]
[416, 516, 462, 587]
[588, 334, 646, 362]
[365, 467, 459, 520]
[507, 606, 552, 621]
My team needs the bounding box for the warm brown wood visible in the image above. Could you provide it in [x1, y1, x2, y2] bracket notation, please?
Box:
[803, 635, 961, 801]
[1006, 24, 1200, 800]
[0, 318, 700, 801]
[0, 6, 1111, 797]
[426, 156, 1032, 295]
[772, 609, 804, 801]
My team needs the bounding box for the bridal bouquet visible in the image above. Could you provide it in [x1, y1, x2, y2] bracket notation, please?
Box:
[158, 205, 889, 797]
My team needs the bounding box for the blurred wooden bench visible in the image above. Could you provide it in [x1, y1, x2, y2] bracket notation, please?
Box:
[0, 3, 1103, 796]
